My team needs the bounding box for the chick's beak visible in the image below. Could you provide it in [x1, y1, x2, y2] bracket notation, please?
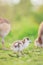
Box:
[29, 40, 32, 43]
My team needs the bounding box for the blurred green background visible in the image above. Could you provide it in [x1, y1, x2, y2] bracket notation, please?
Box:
[0, 0, 43, 48]
[0, 0, 43, 42]
[0, 0, 43, 65]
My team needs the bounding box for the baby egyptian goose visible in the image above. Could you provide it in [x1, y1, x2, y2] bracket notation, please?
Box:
[11, 37, 31, 55]
[0, 18, 11, 50]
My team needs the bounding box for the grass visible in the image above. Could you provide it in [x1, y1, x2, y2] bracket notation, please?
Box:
[0, 44, 43, 65]
[0, 17, 43, 65]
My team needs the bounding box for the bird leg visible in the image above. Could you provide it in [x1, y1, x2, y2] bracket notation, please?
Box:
[2, 38, 5, 49]
[20, 51, 24, 55]
[1, 38, 7, 50]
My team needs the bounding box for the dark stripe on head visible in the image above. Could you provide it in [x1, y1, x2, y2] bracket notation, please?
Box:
[26, 37, 29, 40]
[22, 39, 25, 44]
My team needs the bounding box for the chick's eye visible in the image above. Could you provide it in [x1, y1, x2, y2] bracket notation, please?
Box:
[27, 38, 29, 40]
